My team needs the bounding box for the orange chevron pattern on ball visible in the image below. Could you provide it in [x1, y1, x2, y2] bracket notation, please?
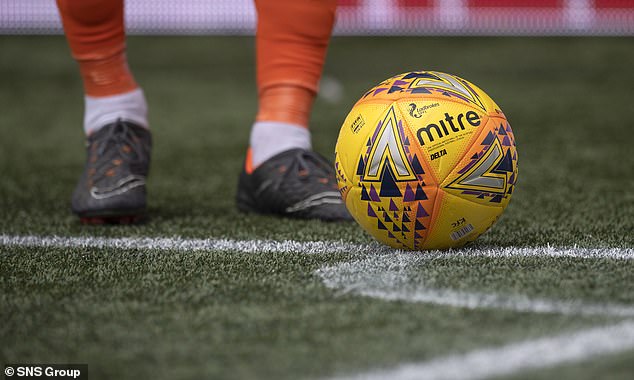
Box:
[335, 71, 518, 250]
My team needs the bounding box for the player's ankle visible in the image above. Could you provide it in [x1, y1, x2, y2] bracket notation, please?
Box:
[84, 88, 149, 135]
[248, 121, 311, 168]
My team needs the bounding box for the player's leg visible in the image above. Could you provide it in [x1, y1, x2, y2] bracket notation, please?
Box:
[57, 0, 151, 224]
[237, 0, 351, 221]
[250, 0, 334, 167]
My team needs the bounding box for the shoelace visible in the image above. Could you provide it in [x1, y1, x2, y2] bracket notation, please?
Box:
[90, 120, 145, 182]
[288, 150, 337, 186]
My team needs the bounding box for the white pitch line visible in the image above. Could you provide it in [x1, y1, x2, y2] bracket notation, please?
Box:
[328, 320, 634, 380]
[316, 253, 634, 318]
[1, 235, 633, 260]
[3, 234, 632, 316]
[0, 234, 363, 255]
[426, 245, 634, 261]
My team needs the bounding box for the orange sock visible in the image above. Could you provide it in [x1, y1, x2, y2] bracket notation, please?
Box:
[254, 0, 337, 128]
[56, 0, 137, 97]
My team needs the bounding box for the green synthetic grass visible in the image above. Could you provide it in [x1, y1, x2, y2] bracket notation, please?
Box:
[0, 246, 623, 380]
[1, 36, 633, 380]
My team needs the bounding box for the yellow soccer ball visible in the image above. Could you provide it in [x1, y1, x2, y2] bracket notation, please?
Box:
[335, 71, 518, 250]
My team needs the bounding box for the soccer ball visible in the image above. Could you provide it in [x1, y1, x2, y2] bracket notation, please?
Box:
[334, 71, 518, 250]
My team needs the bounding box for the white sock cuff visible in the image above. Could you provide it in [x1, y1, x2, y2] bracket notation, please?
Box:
[250, 121, 312, 167]
[83, 88, 149, 135]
